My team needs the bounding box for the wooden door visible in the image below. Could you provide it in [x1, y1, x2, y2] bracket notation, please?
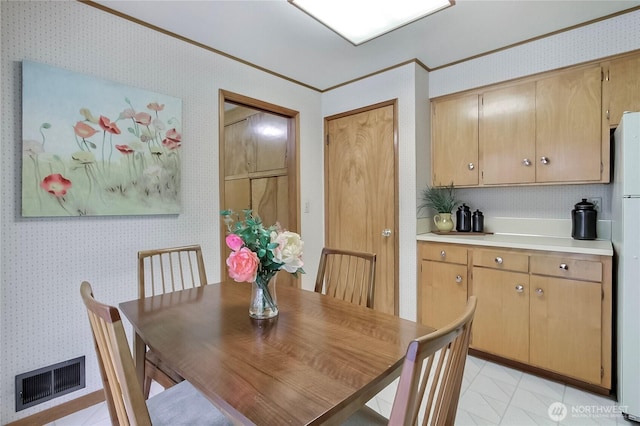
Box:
[480, 83, 536, 185]
[431, 94, 479, 186]
[471, 268, 529, 363]
[536, 65, 602, 183]
[606, 54, 640, 127]
[325, 102, 397, 314]
[420, 260, 467, 329]
[529, 275, 602, 384]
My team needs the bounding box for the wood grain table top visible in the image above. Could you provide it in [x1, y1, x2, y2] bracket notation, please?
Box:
[119, 281, 433, 425]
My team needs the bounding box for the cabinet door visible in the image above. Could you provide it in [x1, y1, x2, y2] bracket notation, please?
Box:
[420, 260, 467, 329]
[530, 276, 602, 384]
[606, 54, 640, 127]
[250, 113, 288, 173]
[431, 95, 479, 186]
[480, 83, 536, 184]
[224, 118, 255, 178]
[471, 268, 529, 363]
[536, 65, 602, 182]
[251, 176, 289, 230]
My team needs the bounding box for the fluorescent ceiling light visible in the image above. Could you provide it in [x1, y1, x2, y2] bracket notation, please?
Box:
[289, 0, 454, 45]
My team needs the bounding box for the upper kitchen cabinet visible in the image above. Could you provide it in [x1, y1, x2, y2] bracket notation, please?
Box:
[431, 94, 479, 186]
[604, 52, 640, 128]
[535, 65, 603, 183]
[480, 82, 536, 185]
[431, 60, 613, 187]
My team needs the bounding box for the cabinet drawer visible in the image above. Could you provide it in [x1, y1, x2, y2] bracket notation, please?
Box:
[530, 255, 602, 282]
[473, 249, 529, 273]
[420, 243, 467, 265]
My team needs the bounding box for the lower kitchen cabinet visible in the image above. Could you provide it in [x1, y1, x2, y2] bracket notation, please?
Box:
[417, 241, 612, 391]
[418, 243, 468, 329]
[529, 275, 602, 384]
[471, 267, 529, 364]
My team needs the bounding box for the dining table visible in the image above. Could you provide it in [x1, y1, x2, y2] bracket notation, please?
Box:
[119, 281, 434, 425]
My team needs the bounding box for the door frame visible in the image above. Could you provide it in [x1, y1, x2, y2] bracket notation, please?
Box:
[323, 99, 399, 314]
[218, 90, 301, 281]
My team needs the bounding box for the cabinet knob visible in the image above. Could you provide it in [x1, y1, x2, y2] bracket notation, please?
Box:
[382, 228, 392, 237]
[540, 156, 550, 165]
[515, 284, 524, 293]
[536, 288, 544, 296]
[455, 275, 463, 283]
[559, 263, 568, 270]
[522, 158, 531, 166]
[440, 250, 446, 258]
[468, 162, 475, 170]
[495, 257, 503, 264]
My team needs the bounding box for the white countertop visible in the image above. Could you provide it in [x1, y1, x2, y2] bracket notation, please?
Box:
[416, 232, 613, 256]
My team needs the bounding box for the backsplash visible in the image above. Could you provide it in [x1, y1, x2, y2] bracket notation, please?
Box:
[417, 183, 611, 220]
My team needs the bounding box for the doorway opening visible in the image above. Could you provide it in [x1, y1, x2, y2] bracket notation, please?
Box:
[218, 90, 300, 287]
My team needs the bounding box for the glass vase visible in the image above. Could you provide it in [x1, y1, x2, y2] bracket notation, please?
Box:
[249, 274, 278, 319]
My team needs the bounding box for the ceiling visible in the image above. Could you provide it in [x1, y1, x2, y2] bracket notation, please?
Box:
[91, 1, 640, 92]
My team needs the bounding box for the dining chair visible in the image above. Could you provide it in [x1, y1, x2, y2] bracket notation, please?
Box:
[344, 296, 478, 426]
[138, 244, 207, 398]
[80, 281, 231, 426]
[314, 247, 377, 308]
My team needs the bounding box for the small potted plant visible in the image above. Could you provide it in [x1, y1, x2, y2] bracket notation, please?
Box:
[419, 183, 458, 232]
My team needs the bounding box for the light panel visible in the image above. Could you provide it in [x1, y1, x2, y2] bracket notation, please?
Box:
[289, 0, 454, 45]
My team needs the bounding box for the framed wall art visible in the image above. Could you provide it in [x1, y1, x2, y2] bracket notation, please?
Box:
[21, 61, 183, 217]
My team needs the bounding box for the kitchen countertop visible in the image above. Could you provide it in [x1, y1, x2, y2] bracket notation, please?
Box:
[417, 232, 613, 256]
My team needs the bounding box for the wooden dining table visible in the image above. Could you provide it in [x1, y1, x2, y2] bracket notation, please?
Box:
[119, 281, 433, 425]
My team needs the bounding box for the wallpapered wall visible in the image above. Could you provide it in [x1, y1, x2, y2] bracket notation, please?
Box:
[0, 2, 323, 422]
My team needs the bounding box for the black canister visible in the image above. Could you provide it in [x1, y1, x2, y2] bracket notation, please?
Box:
[571, 199, 597, 240]
[456, 204, 471, 232]
[472, 209, 484, 232]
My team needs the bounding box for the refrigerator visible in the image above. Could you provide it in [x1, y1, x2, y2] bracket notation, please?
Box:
[612, 111, 640, 422]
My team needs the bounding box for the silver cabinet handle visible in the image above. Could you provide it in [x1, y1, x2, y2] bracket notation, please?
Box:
[515, 284, 524, 293]
[455, 275, 463, 283]
[559, 263, 568, 270]
[441, 250, 446, 258]
[540, 156, 550, 165]
[495, 257, 503, 264]
[522, 158, 531, 166]
[468, 162, 475, 170]
[536, 288, 544, 296]
[382, 229, 392, 237]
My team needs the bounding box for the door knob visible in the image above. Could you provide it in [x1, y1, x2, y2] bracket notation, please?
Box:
[382, 229, 392, 237]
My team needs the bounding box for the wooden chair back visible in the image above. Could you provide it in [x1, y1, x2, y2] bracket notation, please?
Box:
[137, 245, 207, 397]
[314, 247, 376, 308]
[389, 296, 478, 426]
[138, 245, 207, 298]
[80, 281, 152, 426]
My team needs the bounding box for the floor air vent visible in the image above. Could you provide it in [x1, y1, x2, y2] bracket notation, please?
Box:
[15, 356, 85, 411]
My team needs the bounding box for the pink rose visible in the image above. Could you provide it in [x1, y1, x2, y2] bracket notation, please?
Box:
[226, 247, 259, 283]
[225, 234, 244, 251]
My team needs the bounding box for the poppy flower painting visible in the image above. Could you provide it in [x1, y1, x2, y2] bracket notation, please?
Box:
[21, 61, 183, 216]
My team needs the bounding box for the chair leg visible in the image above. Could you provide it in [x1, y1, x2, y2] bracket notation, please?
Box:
[143, 373, 153, 400]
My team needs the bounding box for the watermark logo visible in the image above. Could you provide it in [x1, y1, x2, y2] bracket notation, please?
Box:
[548, 402, 629, 421]
[548, 402, 568, 421]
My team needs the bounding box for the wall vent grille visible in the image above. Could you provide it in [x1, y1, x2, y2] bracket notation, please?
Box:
[15, 356, 85, 411]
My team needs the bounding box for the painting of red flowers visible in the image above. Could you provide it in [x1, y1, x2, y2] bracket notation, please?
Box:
[21, 61, 182, 216]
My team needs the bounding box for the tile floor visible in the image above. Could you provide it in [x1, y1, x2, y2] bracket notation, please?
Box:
[48, 356, 630, 425]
